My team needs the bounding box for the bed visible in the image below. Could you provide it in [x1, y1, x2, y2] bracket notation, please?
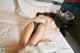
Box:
[0, 0, 74, 53]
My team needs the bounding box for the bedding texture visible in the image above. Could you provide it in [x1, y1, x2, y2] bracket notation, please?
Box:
[0, 0, 74, 53]
[0, 11, 74, 53]
[18, 0, 52, 18]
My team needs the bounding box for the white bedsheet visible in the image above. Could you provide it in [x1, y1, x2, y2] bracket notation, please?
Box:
[0, 0, 74, 53]
[0, 11, 74, 53]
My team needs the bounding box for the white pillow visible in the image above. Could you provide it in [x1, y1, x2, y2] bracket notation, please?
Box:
[0, 0, 52, 18]
[50, 0, 64, 13]
[18, 0, 52, 18]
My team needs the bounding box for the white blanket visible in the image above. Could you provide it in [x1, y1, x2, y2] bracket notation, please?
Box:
[0, 11, 74, 53]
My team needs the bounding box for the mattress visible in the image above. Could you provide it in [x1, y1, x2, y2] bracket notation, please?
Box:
[0, 11, 74, 53]
[0, 0, 74, 53]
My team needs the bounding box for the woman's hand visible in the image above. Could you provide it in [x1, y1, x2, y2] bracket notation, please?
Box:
[54, 27, 60, 32]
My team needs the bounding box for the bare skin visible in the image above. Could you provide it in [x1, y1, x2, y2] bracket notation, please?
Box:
[12, 14, 60, 53]
[19, 21, 34, 47]
[19, 21, 46, 47]
[28, 23, 46, 45]
[35, 15, 60, 32]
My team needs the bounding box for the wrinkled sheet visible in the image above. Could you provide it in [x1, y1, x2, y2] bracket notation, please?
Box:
[0, 11, 74, 53]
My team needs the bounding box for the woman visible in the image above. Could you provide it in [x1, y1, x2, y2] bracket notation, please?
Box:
[0, 12, 74, 53]
[19, 12, 59, 48]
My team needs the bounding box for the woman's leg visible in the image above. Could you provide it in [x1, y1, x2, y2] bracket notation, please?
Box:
[19, 21, 34, 47]
[28, 23, 46, 45]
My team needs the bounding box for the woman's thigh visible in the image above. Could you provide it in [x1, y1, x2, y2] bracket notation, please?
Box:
[19, 21, 34, 46]
[28, 23, 46, 45]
